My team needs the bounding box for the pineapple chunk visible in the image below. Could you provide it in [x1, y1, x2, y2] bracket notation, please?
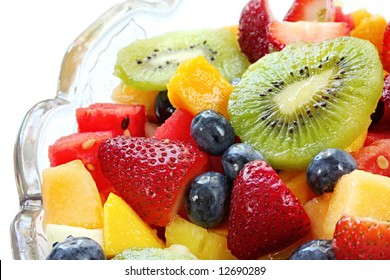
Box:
[278, 170, 316, 204]
[103, 193, 164, 258]
[323, 170, 390, 237]
[42, 160, 103, 229]
[165, 215, 236, 260]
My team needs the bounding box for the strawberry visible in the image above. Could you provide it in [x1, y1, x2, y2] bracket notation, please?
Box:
[267, 21, 350, 50]
[382, 74, 390, 109]
[227, 160, 311, 259]
[383, 21, 390, 72]
[332, 215, 390, 260]
[238, 0, 275, 63]
[98, 136, 210, 226]
[335, 6, 354, 30]
[284, 0, 335, 22]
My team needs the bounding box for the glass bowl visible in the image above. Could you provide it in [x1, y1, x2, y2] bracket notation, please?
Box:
[11, 0, 389, 259]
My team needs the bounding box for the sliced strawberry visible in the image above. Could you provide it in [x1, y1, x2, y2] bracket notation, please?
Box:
[351, 139, 390, 177]
[227, 160, 311, 259]
[383, 21, 390, 72]
[267, 21, 350, 50]
[284, 0, 335, 22]
[238, 0, 275, 63]
[332, 215, 390, 260]
[98, 136, 210, 226]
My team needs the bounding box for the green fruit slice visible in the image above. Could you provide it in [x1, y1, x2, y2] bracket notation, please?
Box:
[228, 37, 383, 170]
[115, 28, 250, 91]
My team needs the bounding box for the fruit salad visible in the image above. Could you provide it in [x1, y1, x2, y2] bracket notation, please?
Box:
[18, 0, 390, 260]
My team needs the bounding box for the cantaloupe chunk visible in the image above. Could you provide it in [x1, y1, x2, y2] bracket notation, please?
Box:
[42, 159, 103, 229]
[323, 170, 390, 237]
[103, 193, 164, 258]
[167, 56, 233, 119]
[304, 193, 332, 239]
[165, 215, 236, 260]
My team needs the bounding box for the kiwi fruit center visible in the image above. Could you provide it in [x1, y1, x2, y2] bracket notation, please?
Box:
[228, 37, 384, 170]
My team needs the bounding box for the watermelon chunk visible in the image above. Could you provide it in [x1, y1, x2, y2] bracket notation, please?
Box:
[76, 103, 146, 137]
[352, 139, 390, 177]
[48, 131, 117, 203]
[153, 109, 197, 147]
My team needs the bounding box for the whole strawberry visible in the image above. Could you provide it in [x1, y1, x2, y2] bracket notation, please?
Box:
[332, 215, 390, 260]
[238, 0, 275, 63]
[227, 160, 311, 259]
[98, 136, 210, 226]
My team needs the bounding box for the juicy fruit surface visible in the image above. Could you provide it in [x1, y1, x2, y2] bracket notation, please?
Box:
[167, 56, 234, 119]
[323, 170, 390, 237]
[229, 37, 383, 170]
[284, 0, 335, 22]
[227, 160, 311, 259]
[115, 28, 249, 91]
[304, 193, 332, 239]
[332, 215, 390, 260]
[76, 103, 146, 137]
[42, 160, 103, 229]
[98, 136, 210, 226]
[46, 236, 105, 260]
[103, 193, 163, 258]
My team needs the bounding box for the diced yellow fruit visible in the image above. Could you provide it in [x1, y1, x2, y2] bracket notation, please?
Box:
[304, 193, 333, 239]
[45, 224, 103, 250]
[344, 129, 368, 153]
[351, 14, 387, 55]
[112, 83, 159, 123]
[42, 160, 103, 229]
[351, 8, 372, 26]
[278, 170, 316, 205]
[167, 56, 233, 119]
[225, 25, 239, 36]
[103, 193, 164, 258]
[323, 170, 390, 237]
[165, 215, 236, 260]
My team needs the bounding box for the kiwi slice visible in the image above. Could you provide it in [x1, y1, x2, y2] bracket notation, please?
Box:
[115, 28, 250, 91]
[228, 36, 383, 170]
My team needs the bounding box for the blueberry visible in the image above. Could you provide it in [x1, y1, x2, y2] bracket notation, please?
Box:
[46, 236, 105, 260]
[222, 143, 266, 181]
[155, 90, 175, 124]
[307, 148, 358, 195]
[289, 239, 336, 260]
[185, 172, 231, 228]
[190, 110, 235, 155]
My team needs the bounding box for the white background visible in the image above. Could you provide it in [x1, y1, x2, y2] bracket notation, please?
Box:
[0, 0, 387, 262]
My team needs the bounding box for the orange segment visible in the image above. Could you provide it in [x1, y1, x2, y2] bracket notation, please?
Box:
[167, 56, 233, 119]
[350, 14, 387, 56]
[42, 160, 103, 229]
[351, 9, 372, 27]
[278, 170, 316, 205]
[112, 83, 159, 123]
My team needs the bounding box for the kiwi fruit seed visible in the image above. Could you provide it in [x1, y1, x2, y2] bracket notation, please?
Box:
[228, 36, 384, 170]
[115, 28, 250, 91]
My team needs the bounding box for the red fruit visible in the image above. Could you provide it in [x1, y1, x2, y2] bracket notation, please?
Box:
[284, 0, 335, 22]
[98, 136, 210, 226]
[352, 139, 390, 177]
[76, 103, 146, 137]
[227, 160, 311, 259]
[332, 215, 390, 260]
[48, 131, 116, 203]
[267, 21, 350, 50]
[238, 0, 275, 63]
[153, 108, 197, 147]
[383, 21, 390, 72]
[335, 6, 354, 29]
[381, 74, 390, 109]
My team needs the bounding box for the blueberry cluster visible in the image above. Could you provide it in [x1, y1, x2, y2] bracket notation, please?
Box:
[186, 109, 266, 228]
